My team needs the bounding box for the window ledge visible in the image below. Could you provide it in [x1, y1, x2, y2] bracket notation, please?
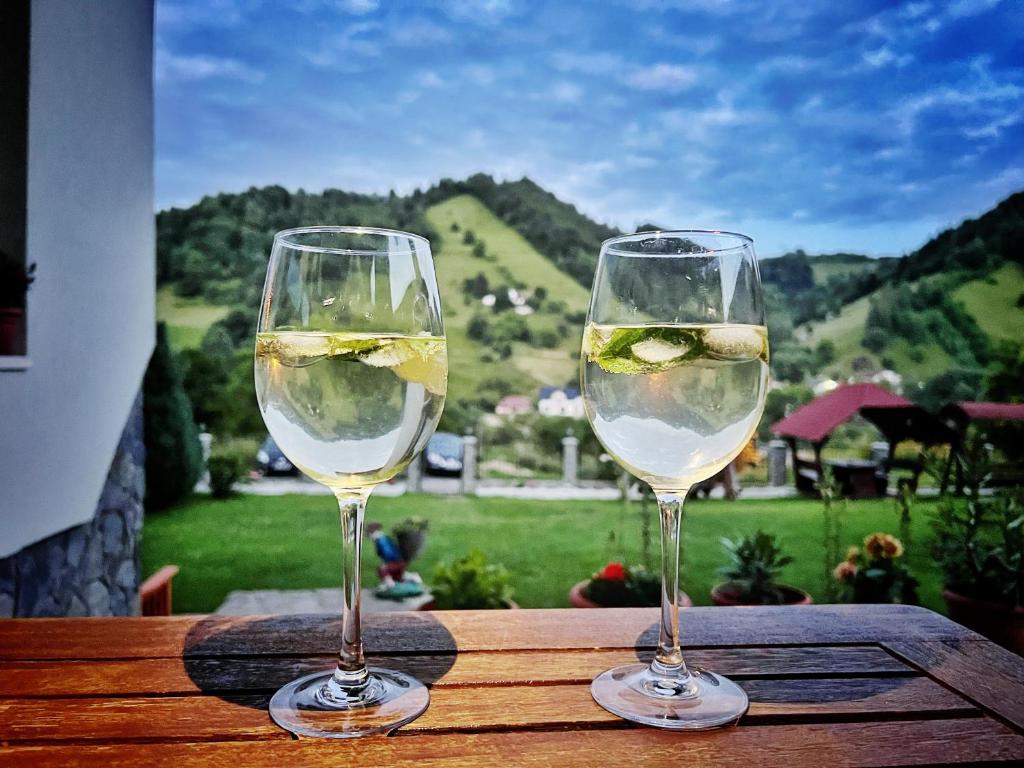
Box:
[0, 356, 31, 371]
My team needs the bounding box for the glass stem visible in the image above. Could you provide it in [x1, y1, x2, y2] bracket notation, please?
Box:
[330, 489, 371, 693]
[653, 490, 689, 679]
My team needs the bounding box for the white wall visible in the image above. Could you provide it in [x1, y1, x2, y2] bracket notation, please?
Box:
[0, 0, 155, 558]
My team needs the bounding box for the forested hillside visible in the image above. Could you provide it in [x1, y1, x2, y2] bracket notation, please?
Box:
[155, 180, 1023, 439]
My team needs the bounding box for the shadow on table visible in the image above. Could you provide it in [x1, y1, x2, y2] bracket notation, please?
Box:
[631, 620, 932, 714]
[183, 613, 457, 709]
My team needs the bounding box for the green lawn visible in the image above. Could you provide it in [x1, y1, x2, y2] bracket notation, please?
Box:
[142, 493, 946, 615]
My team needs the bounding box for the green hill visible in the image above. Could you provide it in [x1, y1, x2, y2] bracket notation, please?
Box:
[425, 194, 590, 400]
[154, 179, 1024, 433]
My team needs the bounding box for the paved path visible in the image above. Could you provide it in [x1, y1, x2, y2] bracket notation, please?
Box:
[215, 587, 433, 614]
[200, 476, 801, 501]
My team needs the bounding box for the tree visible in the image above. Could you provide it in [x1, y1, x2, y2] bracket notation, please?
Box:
[759, 384, 814, 441]
[462, 229, 476, 245]
[472, 241, 487, 259]
[815, 339, 836, 367]
[467, 314, 491, 342]
[144, 323, 204, 510]
[913, 369, 984, 412]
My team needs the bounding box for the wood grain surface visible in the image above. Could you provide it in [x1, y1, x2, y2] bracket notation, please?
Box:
[1, 606, 1022, 766]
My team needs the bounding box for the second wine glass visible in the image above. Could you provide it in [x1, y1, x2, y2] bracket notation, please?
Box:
[580, 230, 768, 729]
[255, 226, 446, 738]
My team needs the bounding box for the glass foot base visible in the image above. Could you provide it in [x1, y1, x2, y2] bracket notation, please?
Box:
[269, 667, 429, 738]
[591, 663, 748, 730]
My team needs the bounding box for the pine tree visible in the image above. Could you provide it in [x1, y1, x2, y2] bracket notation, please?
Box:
[144, 323, 203, 509]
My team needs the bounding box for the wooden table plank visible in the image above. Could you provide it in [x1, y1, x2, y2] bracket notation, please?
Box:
[884, 637, 1024, 731]
[3, 718, 1022, 767]
[0, 606, 977, 660]
[0, 677, 976, 743]
[2, 607, 1022, 766]
[0, 645, 913, 697]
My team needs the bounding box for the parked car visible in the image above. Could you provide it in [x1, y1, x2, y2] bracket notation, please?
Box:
[256, 436, 297, 476]
[424, 432, 463, 476]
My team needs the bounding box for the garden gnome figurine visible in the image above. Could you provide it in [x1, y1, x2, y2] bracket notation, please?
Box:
[366, 522, 407, 587]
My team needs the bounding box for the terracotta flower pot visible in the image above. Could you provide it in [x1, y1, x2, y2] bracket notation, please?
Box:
[710, 582, 813, 607]
[0, 307, 23, 355]
[569, 580, 692, 608]
[943, 589, 1024, 655]
[418, 599, 519, 610]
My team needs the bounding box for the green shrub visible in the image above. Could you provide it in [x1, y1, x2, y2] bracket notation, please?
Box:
[207, 455, 244, 498]
[144, 323, 204, 510]
[717, 530, 796, 605]
[431, 550, 514, 609]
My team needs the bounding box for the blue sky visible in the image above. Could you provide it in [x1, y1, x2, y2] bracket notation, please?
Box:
[156, 0, 1024, 257]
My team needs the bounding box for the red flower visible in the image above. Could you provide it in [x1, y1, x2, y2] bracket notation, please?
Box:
[597, 562, 627, 581]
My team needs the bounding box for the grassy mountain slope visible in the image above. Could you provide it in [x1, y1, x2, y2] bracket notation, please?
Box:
[426, 194, 590, 398]
[953, 263, 1024, 344]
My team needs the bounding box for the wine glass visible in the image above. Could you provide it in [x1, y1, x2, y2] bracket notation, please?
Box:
[580, 230, 768, 729]
[255, 226, 446, 738]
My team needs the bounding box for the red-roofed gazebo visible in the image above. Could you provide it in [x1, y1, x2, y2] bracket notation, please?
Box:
[771, 383, 912, 497]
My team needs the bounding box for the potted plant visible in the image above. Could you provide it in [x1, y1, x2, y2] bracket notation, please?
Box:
[0, 251, 35, 355]
[425, 550, 517, 609]
[934, 489, 1023, 653]
[712, 530, 811, 605]
[834, 532, 918, 604]
[570, 562, 692, 608]
[393, 517, 429, 563]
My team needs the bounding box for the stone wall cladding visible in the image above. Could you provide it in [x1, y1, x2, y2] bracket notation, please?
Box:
[0, 390, 144, 617]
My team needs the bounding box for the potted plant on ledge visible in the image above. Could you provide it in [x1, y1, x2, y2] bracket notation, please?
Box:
[0, 250, 35, 355]
[425, 550, 518, 609]
[712, 530, 811, 606]
[834, 532, 918, 604]
[934, 488, 1023, 653]
[570, 562, 692, 608]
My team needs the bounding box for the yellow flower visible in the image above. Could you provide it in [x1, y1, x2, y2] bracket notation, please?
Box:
[881, 535, 904, 559]
[863, 532, 887, 558]
[834, 561, 858, 582]
[845, 546, 860, 564]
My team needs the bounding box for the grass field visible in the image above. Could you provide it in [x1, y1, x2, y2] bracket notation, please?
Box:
[425, 195, 590, 397]
[802, 288, 954, 382]
[954, 262, 1024, 344]
[156, 286, 232, 350]
[142, 493, 946, 615]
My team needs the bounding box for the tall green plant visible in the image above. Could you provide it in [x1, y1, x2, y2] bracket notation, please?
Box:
[819, 468, 844, 603]
[144, 323, 203, 509]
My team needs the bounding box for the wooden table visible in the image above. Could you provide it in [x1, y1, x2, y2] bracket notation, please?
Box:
[2, 605, 1024, 766]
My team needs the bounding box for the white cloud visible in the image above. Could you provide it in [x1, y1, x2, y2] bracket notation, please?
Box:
[862, 47, 913, 68]
[756, 55, 815, 74]
[157, 0, 249, 29]
[439, 0, 518, 25]
[549, 81, 583, 104]
[155, 49, 264, 83]
[304, 21, 382, 67]
[947, 0, 1002, 19]
[900, 2, 931, 19]
[964, 109, 1022, 139]
[417, 70, 447, 88]
[391, 17, 452, 45]
[464, 64, 496, 85]
[336, 0, 379, 13]
[625, 63, 698, 92]
[551, 52, 623, 76]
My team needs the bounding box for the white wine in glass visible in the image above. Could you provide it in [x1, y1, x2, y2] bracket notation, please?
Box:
[581, 231, 768, 730]
[255, 227, 446, 738]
